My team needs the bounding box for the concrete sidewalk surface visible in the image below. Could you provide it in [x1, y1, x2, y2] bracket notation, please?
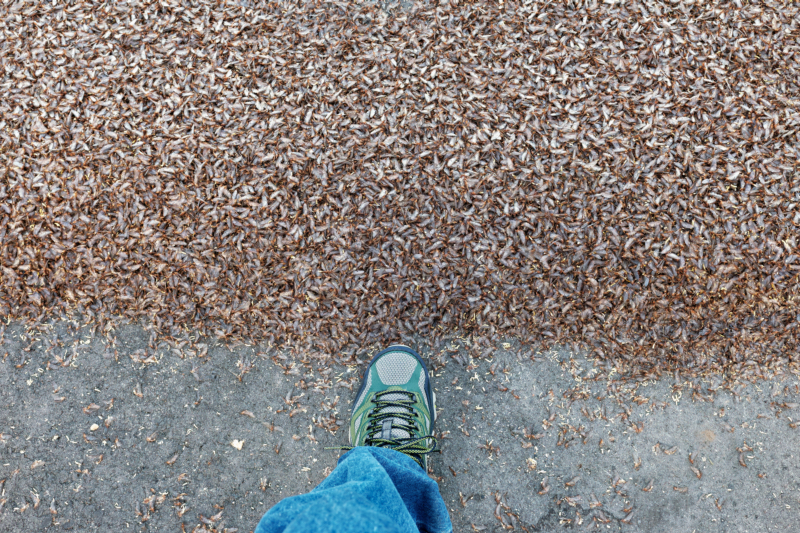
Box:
[1, 319, 798, 532]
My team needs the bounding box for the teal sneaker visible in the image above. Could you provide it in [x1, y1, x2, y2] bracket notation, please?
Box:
[344, 345, 438, 470]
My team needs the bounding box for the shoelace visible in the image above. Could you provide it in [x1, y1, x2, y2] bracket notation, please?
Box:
[329, 390, 438, 469]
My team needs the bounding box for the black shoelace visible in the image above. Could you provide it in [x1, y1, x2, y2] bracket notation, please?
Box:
[329, 390, 437, 469]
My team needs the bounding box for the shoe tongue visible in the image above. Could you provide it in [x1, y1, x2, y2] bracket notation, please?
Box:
[377, 392, 412, 439]
[381, 391, 405, 401]
[380, 418, 409, 440]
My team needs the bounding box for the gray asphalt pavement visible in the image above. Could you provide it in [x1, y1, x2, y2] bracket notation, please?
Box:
[1, 318, 799, 532]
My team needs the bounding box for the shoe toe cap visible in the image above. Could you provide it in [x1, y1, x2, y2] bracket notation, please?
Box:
[374, 351, 420, 385]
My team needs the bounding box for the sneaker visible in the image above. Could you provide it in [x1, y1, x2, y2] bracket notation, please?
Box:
[346, 345, 437, 469]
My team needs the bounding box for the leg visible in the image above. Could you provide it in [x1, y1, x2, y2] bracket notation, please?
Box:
[255, 446, 451, 533]
[256, 345, 452, 533]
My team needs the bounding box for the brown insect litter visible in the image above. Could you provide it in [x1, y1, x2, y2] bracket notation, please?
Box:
[0, 0, 798, 382]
